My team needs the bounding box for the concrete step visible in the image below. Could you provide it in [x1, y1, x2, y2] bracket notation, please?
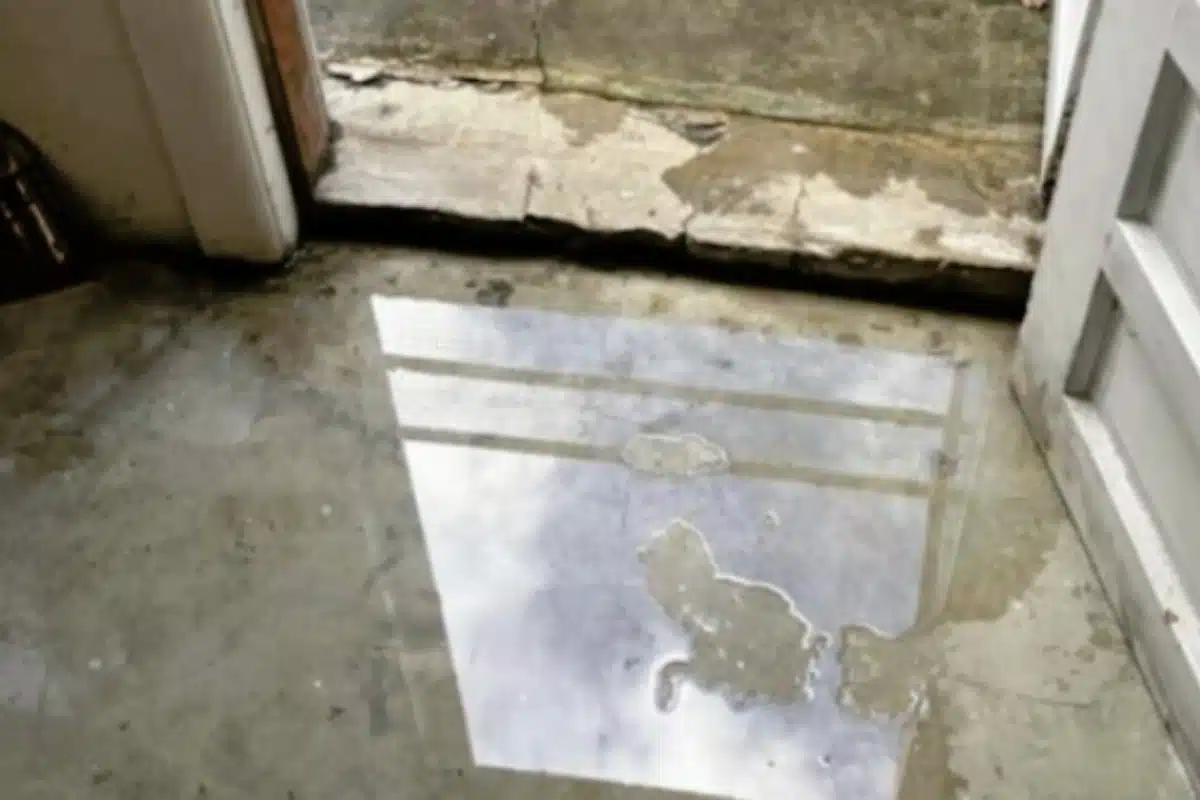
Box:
[316, 75, 1042, 307]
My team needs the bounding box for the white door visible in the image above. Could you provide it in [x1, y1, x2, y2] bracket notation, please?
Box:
[1040, 0, 1100, 183]
[120, 0, 299, 262]
[1015, 0, 1200, 784]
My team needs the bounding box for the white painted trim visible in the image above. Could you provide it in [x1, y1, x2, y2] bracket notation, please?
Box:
[1064, 396, 1200, 782]
[114, 0, 298, 263]
[1021, 0, 1177, 395]
[1013, 352, 1200, 789]
[1104, 223, 1200, 453]
[1169, 0, 1200, 93]
[1019, 0, 1200, 786]
[1041, 0, 1098, 182]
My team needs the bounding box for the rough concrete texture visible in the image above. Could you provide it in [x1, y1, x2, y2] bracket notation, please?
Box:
[308, 0, 544, 82]
[318, 79, 1041, 295]
[0, 245, 1192, 799]
[307, 0, 1049, 139]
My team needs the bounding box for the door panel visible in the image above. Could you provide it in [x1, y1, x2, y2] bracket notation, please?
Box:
[1147, 90, 1200, 296]
[1102, 223, 1200, 454]
[1092, 317, 1200, 610]
[1170, 3, 1200, 90]
[1041, 0, 1099, 183]
[1015, 0, 1200, 786]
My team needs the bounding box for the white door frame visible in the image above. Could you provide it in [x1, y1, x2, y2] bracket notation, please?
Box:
[1041, 0, 1101, 184]
[1016, 0, 1200, 782]
[117, 0, 298, 263]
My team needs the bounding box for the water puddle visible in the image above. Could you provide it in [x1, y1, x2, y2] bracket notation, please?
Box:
[375, 296, 986, 800]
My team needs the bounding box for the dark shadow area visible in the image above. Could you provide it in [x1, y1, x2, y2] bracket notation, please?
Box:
[308, 203, 1030, 321]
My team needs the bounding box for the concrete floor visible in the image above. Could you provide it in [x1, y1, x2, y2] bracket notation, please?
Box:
[0, 246, 1190, 799]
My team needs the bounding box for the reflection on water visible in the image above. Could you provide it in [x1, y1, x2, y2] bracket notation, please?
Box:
[372, 296, 982, 800]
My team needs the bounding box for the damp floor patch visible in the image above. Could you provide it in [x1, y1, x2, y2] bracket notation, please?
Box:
[0, 246, 1187, 799]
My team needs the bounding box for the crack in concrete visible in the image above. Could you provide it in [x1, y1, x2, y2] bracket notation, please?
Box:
[318, 79, 1036, 313]
[520, 165, 539, 220]
[678, 207, 701, 244]
[529, 7, 549, 87]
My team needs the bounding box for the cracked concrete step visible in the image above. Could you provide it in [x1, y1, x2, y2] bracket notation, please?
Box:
[316, 77, 1043, 303]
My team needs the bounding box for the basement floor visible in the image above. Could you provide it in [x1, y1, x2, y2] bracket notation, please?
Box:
[0, 246, 1189, 799]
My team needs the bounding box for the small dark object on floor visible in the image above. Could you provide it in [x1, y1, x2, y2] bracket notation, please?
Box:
[475, 277, 514, 307]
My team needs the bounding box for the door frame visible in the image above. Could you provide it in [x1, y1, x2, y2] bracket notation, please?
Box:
[1040, 0, 1102, 189]
[243, 0, 332, 209]
[1015, 0, 1200, 783]
[117, 0, 309, 263]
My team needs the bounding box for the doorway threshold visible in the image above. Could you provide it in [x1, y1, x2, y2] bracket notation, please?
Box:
[313, 74, 1043, 311]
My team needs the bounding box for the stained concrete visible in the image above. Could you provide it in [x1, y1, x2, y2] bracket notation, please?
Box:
[307, 0, 1048, 139]
[308, 0, 1048, 296]
[318, 80, 1041, 297]
[308, 0, 543, 82]
[0, 246, 1192, 799]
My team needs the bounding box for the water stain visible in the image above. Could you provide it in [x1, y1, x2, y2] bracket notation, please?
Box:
[1024, 233, 1042, 259]
[621, 432, 730, 477]
[662, 114, 1036, 217]
[14, 428, 95, 478]
[638, 519, 828, 712]
[914, 226, 944, 249]
[474, 279, 514, 308]
[894, 681, 970, 800]
[834, 521, 1132, 794]
[837, 624, 933, 721]
[661, 118, 810, 213]
[364, 646, 391, 736]
[540, 93, 629, 147]
[838, 539, 1120, 719]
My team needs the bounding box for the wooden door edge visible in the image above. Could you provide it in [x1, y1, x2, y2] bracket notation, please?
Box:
[244, 0, 332, 219]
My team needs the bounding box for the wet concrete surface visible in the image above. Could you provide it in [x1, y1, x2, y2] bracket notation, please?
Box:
[309, 0, 1047, 292]
[0, 246, 1192, 799]
[307, 0, 1048, 139]
[318, 81, 1042, 290]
